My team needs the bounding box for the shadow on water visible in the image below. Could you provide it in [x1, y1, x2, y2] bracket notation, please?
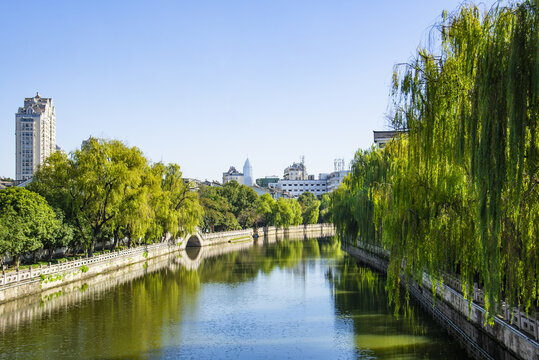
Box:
[326, 257, 471, 359]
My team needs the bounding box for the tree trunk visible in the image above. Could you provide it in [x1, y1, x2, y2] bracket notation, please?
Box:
[14, 255, 20, 268]
[112, 227, 120, 251]
[89, 240, 96, 257]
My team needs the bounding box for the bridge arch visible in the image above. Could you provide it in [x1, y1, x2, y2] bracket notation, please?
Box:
[186, 234, 203, 248]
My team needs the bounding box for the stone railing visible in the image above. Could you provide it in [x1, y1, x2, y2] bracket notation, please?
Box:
[354, 240, 539, 342]
[0, 243, 166, 288]
[204, 229, 253, 241]
[0, 224, 335, 289]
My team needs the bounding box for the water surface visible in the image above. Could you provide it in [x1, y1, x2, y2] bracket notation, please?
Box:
[0, 238, 470, 359]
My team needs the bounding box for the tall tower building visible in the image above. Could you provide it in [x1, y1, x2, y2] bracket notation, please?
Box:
[15, 93, 56, 181]
[243, 158, 252, 186]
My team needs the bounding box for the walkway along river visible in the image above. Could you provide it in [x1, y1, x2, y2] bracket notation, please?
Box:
[0, 235, 472, 359]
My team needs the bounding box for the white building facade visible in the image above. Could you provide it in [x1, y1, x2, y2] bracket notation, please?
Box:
[269, 159, 350, 198]
[15, 93, 56, 181]
[373, 130, 404, 149]
[283, 162, 307, 180]
[222, 166, 244, 184]
[270, 179, 327, 198]
[327, 170, 349, 192]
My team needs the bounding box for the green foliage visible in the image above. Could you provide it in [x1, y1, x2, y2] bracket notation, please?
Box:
[80, 265, 89, 273]
[198, 185, 241, 232]
[199, 183, 316, 231]
[318, 193, 332, 223]
[0, 188, 59, 266]
[29, 138, 203, 258]
[149, 163, 203, 240]
[333, 1, 539, 321]
[298, 192, 320, 225]
[272, 198, 302, 228]
[256, 193, 275, 227]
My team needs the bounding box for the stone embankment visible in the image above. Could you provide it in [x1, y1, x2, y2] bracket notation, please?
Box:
[344, 241, 539, 360]
[0, 239, 258, 332]
[0, 224, 335, 304]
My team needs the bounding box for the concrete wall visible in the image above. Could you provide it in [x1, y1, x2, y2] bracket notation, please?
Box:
[344, 243, 538, 360]
[0, 242, 179, 304]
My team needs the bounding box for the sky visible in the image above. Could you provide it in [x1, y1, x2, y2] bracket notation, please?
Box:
[0, 0, 498, 182]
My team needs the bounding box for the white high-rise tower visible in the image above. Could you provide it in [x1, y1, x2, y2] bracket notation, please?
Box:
[15, 93, 56, 181]
[243, 158, 252, 186]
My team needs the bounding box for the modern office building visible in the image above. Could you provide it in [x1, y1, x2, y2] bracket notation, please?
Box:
[269, 158, 350, 198]
[243, 158, 253, 186]
[256, 176, 279, 188]
[15, 93, 56, 181]
[270, 178, 327, 197]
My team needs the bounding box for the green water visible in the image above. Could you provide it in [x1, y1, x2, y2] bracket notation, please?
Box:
[0, 238, 470, 359]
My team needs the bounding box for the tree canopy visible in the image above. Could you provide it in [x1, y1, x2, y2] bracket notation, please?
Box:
[0, 187, 59, 265]
[332, 0, 538, 321]
[29, 138, 203, 257]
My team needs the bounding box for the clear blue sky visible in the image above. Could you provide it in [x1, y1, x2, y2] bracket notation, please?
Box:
[0, 0, 497, 182]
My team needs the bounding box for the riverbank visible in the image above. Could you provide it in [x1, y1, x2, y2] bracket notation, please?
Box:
[343, 242, 539, 360]
[0, 235, 470, 359]
[0, 224, 335, 304]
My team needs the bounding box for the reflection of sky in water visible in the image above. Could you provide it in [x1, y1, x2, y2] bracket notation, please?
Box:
[0, 238, 470, 359]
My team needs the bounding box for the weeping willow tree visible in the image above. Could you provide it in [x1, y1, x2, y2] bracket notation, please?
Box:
[333, 0, 538, 321]
[332, 145, 395, 247]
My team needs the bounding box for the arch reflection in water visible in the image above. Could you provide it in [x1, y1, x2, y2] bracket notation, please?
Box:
[185, 246, 201, 260]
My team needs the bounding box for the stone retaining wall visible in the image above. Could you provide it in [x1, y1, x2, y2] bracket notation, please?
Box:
[0, 224, 335, 304]
[344, 243, 539, 360]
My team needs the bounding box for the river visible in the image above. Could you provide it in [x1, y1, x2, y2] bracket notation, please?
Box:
[0, 237, 470, 359]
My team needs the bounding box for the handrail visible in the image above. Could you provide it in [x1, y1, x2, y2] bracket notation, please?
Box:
[0, 224, 335, 288]
[353, 240, 539, 342]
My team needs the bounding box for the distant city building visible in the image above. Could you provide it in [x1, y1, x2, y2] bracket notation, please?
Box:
[283, 160, 307, 180]
[327, 170, 349, 192]
[251, 184, 291, 199]
[81, 137, 95, 149]
[222, 166, 244, 184]
[0, 178, 15, 190]
[269, 158, 350, 198]
[373, 130, 405, 149]
[184, 178, 221, 191]
[15, 93, 56, 181]
[326, 158, 348, 192]
[256, 176, 279, 188]
[270, 178, 327, 197]
[243, 158, 253, 186]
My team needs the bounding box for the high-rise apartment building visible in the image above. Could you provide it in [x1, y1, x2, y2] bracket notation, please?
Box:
[15, 93, 56, 181]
